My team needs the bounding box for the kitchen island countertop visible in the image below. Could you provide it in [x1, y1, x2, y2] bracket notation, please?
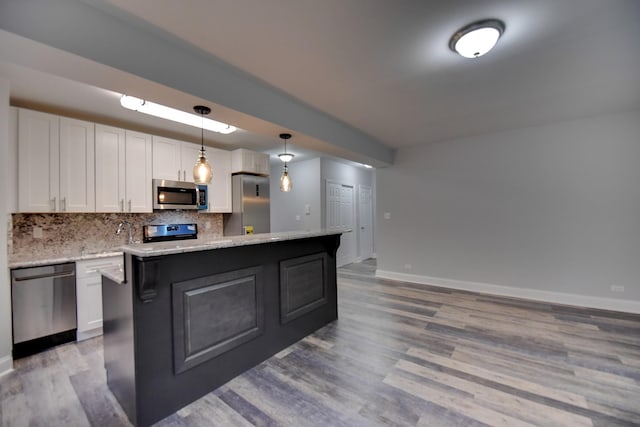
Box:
[121, 229, 347, 258]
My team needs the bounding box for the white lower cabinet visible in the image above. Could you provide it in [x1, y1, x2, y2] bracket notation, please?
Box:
[76, 256, 122, 341]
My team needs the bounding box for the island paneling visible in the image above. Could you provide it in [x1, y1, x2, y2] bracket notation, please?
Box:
[102, 232, 340, 426]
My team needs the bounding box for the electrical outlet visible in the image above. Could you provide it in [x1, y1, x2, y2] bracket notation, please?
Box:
[295, 215, 301, 221]
[384, 212, 391, 220]
[610, 285, 625, 293]
[404, 263, 412, 270]
[33, 226, 43, 239]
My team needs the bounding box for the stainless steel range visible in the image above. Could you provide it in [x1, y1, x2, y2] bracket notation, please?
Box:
[142, 223, 198, 243]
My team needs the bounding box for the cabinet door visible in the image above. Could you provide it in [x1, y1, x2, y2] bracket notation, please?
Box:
[59, 117, 95, 212]
[152, 136, 182, 181]
[126, 130, 153, 212]
[76, 256, 122, 340]
[208, 147, 232, 212]
[18, 109, 59, 212]
[254, 152, 271, 176]
[95, 124, 125, 212]
[180, 141, 202, 183]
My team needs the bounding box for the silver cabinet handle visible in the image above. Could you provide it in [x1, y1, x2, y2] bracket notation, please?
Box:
[61, 197, 66, 212]
[50, 197, 56, 211]
[14, 271, 75, 282]
[128, 200, 132, 212]
[183, 170, 186, 181]
[178, 170, 181, 181]
[120, 199, 124, 212]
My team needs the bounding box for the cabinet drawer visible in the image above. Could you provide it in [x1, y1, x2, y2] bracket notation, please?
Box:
[76, 256, 122, 279]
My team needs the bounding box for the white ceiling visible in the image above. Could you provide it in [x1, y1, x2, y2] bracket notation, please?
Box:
[1, 0, 639, 163]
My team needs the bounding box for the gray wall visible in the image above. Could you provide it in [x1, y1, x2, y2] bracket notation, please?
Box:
[0, 78, 12, 373]
[320, 158, 375, 229]
[321, 158, 376, 263]
[269, 157, 376, 262]
[377, 109, 640, 304]
[270, 158, 322, 232]
[0, 0, 393, 166]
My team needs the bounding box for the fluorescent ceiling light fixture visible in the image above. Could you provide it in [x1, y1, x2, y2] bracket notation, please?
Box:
[120, 95, 236, 134]
[449, 19, 505, 58]
[363, 164, 373, 169]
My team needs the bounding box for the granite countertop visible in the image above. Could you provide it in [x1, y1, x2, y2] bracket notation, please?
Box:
[99, 264, 125, 284]
[8, 250, 124, 269]
[122, 229, 347, 257]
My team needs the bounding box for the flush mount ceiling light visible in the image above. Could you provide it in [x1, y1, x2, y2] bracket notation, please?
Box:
[193, 105, 213, 184]
[278, 133, 295, 163]
[120, 95, 237, 134]
[278, 133, 293, 192]
[449, 19, 505, 58]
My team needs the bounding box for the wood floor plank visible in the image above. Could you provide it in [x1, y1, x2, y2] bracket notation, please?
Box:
[383, 371, 537, 427]
[406, 346, 590, 409]
[0, 259, 638, 426]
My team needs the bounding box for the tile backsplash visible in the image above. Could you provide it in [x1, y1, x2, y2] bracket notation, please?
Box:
[10, 212, 223, 262]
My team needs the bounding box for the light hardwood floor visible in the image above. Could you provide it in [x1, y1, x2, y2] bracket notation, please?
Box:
[1, 259, 639, 426]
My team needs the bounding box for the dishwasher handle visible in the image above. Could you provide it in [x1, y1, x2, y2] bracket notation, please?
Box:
[13, 271, 76, 282]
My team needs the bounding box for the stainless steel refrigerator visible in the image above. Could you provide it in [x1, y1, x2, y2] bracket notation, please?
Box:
[223, 174, 271, 235]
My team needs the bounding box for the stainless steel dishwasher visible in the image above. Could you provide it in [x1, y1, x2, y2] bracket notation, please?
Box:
[11, 262, 77, 358]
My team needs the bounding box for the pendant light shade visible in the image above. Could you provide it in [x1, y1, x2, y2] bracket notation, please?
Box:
[278, 133, 293, 192]
[280, 164, 292, 192]
[193, 105, 213, 184]
[278, 133, 295, 163]
[449, 19, 505, 58]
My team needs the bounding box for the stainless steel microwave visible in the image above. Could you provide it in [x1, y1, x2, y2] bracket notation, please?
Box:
[152, 179, 207, 210]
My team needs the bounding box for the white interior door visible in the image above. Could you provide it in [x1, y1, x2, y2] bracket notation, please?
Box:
[326, 181, 356, 267]
[358, 185, 373, 260]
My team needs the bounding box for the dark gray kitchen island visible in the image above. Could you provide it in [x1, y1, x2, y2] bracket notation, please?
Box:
[102, 230, 342, 427]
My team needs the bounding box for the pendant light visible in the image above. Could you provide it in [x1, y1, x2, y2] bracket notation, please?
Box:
[278, 133, 293, 192]
[193, 105, 213, 184]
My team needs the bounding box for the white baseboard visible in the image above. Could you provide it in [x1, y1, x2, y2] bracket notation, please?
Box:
[0, 355, 13, 377]
[375, 270, 640, 314]
[77, 327, 103, 342]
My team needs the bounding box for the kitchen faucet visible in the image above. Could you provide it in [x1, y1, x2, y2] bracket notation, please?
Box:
[116, 220, 135, 244]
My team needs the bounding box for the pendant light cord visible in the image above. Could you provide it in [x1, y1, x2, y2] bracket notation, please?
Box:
[200, 112, 204, 151]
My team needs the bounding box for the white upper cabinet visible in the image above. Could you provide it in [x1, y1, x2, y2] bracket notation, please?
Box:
[59, 117, 95, 212]
[95, 124, 125, 212]
[231, 148, 270, 176]
[152, 136, 232, 211]
[207, 147, 232, 213]
[180, 142, 202, 184]
[18, 109, 95, 212]
[125, 130, 153, 212]
[95, 125, 152, 213]
[18, 109, 59, 212]
[152, 136, 183, 182]
[152, 136, 201, 183]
